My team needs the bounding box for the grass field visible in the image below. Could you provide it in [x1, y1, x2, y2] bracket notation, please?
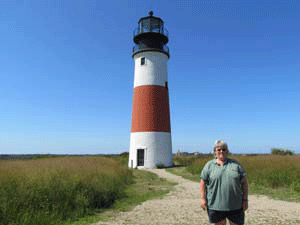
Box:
[3, 154, 298, 224]
[170, 154, 300, 202]
[0, 155, 176, 225]
[76, 169, 176, 225]
[0, 156, 132, 225]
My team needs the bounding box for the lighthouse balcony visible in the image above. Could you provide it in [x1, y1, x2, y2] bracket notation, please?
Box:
[132, 45, 169, 58]
[133, 27, 169, 45]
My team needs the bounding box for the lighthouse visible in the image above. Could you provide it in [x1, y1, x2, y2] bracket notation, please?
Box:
[129, 11, 172, 168]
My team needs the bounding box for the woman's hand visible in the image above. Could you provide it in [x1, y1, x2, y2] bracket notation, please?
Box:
[201, 198, 207, 210]
[199, 179, 207, 210]
[241, 177, 249, 211]
[242, 199, 248, 211]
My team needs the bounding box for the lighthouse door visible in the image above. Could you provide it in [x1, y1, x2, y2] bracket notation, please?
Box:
[137, 149, 145, 166]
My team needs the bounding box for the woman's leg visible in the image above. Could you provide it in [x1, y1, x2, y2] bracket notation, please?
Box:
[228, 220, 238, 225]
[227, 208, 244, 225]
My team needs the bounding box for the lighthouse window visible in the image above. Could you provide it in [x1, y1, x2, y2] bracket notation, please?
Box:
[141, 57, 146, 65]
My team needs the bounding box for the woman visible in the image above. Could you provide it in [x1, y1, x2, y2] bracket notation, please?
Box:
[200, 140, 248, 225]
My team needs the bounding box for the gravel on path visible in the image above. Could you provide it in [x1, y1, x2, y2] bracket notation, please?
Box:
[92, 169, 300, 225]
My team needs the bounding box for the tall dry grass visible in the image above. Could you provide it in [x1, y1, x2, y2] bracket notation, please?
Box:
[175, 155, 300, 194]
[0, 156, 132, 225]
[233, 155, 300, 192]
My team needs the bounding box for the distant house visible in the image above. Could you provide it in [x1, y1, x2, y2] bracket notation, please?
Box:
[176, 150, 189, 156]
[175, 150, 202, 156]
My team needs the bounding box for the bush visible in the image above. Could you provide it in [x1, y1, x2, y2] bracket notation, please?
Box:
[271, 148, 295, 155]
[156, 163, 166, 169]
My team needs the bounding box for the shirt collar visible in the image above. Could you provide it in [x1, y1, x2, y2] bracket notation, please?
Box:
[214, 158, 229, 165]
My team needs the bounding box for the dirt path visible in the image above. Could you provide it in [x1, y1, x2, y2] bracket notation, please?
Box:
[92, 169, 300, 225]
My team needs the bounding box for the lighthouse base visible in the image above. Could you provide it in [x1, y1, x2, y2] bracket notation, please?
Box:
[129, 132, 172, 169]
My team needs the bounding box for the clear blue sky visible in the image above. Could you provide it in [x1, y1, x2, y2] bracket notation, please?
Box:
[1, 0, 299, 154]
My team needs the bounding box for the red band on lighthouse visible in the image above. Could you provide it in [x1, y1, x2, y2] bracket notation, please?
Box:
[131, 85, 171, 132]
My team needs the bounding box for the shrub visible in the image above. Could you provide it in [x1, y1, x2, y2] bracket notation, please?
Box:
[156, 163, 166, 169]
[271, 148, 295, 155]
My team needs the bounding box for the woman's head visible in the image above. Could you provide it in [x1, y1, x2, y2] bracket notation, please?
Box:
[213, 140, 228, 152]
[213, 140, 229, 160]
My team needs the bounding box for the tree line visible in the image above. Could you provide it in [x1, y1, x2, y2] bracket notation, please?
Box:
[271, 148, 295, 155]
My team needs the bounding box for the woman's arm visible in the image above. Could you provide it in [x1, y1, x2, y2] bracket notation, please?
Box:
[200, 179, 207, 210]
[241, 177, 248, 211]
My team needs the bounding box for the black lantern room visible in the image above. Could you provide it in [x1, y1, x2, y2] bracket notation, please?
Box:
[132, 11, 169, 58]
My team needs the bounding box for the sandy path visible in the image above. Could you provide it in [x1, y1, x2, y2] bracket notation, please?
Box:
[92, 169, 300, 225]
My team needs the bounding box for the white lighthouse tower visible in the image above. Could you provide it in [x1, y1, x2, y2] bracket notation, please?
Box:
[129, 11, 172, 168]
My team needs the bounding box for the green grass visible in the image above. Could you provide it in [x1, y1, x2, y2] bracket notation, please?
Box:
[113, 170, 176, 210]
[0, 156, 133, 225]
[170, 155, 300, 202]
[0, 154, 176, 225]
[167, 166, 200, 182]
[66, 169, 177, 225]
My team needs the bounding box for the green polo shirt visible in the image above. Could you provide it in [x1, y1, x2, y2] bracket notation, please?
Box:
[200, 158, 247, 211]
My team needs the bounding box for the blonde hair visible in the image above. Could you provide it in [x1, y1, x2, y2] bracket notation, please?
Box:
[213, 140, 229, 152]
